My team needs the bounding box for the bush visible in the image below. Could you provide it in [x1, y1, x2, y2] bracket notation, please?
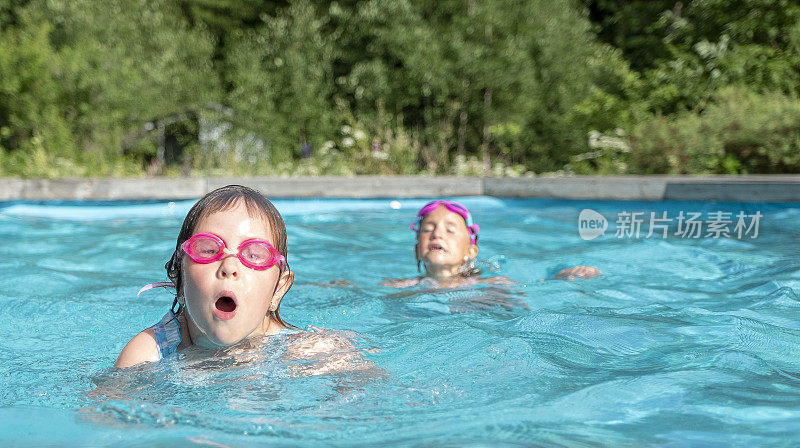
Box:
[629, 87, 800, 174]
[0, 20, 78, 176]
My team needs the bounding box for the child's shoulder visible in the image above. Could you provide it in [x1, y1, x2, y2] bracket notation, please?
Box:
[283, 326, 377, 376]
[475, 275, 513, 285]
[114, 327, 160, 368]
[380, 277, 423, 288]
[381, 275, 512, 289]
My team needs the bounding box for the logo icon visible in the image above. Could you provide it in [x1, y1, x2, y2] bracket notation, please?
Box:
[578, 209, 607, 240]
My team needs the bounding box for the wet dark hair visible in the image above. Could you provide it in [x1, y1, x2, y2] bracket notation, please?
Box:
[165, 185, 293, 327]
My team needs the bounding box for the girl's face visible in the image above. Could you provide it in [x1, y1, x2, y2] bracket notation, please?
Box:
[181, 200, 292, 348]
[416, 205, 478, 277]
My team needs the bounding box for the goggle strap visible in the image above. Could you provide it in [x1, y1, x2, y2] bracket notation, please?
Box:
[137, 281, 174, 298]
[411, 201, 479, 243]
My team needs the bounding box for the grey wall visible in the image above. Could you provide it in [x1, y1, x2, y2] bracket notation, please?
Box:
[3, 176, 800, 202]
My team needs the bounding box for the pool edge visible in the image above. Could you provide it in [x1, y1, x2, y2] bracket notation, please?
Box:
[3, 175, 800, 202]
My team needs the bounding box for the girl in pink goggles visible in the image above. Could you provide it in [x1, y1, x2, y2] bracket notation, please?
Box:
[410, 200, 482, 280]
[410, 200, 480, 245]
[380, 200, 494, 288]
[115, 185, 297, 368]
[383, 199, 599, 288]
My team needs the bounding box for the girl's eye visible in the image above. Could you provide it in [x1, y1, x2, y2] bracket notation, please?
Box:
[249, 250, 266, 260]
[192, 240, 219, 256]
[421, 224, 434, 232]
[447, 226, 456, 233]
[241, 245, 269, 262]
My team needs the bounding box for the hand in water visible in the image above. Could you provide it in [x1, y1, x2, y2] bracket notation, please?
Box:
[381, 275, 512, 288]
[380, 278, 423, 288]
[554, 265, 601, 281]
[284, 327, 380, 377]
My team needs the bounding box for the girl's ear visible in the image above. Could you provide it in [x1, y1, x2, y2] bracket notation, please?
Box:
[270, 269, 294, 311]
[467, 243, 478, 260]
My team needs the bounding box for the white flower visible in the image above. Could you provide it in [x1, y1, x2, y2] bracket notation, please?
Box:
[342, 137, 355, 148]
[353, 130, 366, 141]
[341, 125, 352, 135]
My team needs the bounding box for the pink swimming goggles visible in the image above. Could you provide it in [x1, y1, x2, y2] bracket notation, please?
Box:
[181, 232, 287, 271]
[410, 200, 480, 244]
[137, 233, 287, 298]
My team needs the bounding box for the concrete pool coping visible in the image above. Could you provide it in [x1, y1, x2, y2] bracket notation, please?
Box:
[3, 175, 800, 202]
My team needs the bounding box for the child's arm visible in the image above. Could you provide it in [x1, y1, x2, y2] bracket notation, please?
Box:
[114, 328, 160, 368]
[310, 279, 357, 287]
[284, 328, 378, 376]
[380, 277, 422, 288]
[553, 265, 601, 281]
[477, 275, 514, 285]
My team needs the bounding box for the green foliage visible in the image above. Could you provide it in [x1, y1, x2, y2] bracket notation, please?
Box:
[584, 0, 677, 72]
[47, 0, 219, 148]
[564, 130, 631, 175]
[629, 87, 800, 174]
[586, 0, 800, 114]
[225, 0, 336, 164]
[1, 0, 219, 177]
[0, 19, 77, 176]
[3, 0, 800, 177]
[329, 0, 638, 173]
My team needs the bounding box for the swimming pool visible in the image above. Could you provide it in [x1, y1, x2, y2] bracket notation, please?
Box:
[2, 196, 800, 446]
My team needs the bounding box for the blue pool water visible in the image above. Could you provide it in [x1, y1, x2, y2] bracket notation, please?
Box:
[2, 196, 800, 446]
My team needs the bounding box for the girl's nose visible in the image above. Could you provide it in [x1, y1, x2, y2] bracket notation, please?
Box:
[218, 254, 240, 278]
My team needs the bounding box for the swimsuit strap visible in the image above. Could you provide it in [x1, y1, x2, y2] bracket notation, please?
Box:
[152, 310, 182, 360]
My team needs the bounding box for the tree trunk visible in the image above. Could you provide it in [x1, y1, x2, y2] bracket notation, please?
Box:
[458, 78, 469, 158]
[481, 22, 493, 174]
[481, 87, 492, 174]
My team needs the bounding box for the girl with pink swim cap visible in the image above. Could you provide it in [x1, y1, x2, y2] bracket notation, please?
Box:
[383, 200, 600, 288]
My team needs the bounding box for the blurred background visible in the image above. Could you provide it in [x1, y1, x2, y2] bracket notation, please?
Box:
[2, 0, 800, 178]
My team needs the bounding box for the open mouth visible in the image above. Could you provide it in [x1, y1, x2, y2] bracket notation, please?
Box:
[216, 296, 236, 312]
[429, 243, 446, 252]
[213, 292, 237, 320]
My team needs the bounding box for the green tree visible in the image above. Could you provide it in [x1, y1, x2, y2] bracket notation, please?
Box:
[584, 0, 800, 113]
[629, 87, 800, 174]
[330, 0, 638, 173]
[225, 0, 337, 164]
[0, 0, 222, 176]
[0, 18, 76, 176]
